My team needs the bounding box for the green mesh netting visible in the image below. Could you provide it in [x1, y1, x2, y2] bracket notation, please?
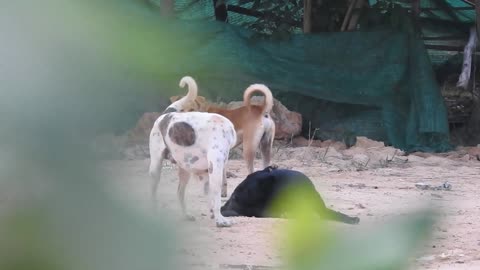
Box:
[154, 17, 451, 153]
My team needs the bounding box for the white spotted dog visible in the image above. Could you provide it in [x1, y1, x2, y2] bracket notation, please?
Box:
[170, 77, 276, 195]
[149, 77, 237, 227]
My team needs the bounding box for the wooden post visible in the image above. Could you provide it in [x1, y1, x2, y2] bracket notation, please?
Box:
[213, 0, 228, 22]
[411, 0, 420, 17]
[303, 0, 312, 33]
[347, 0, 366, 31]
[411, 0, 421, 34]
[476, 0, 480, 37]
[457, 27, 477, 89]
[341, 0, 358, 32]
[465, 0, 480, 144]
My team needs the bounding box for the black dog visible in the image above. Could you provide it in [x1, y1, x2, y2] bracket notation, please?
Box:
[221, 166, 360, 225]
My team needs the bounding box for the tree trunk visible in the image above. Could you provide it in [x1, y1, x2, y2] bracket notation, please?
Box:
[303, 0, 312, 33]
[341, 0, 357, 31]
[457, 27, 477, 89]
[465, 0, 480, 145]
[346, 0, 366, 31]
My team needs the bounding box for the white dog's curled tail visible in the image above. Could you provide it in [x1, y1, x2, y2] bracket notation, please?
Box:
[243, 84, 274, 114]
[177, 76, 199, 105]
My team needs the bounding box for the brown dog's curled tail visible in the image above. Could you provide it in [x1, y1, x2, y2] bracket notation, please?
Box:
[243, 84, 274, 114]
[177, 76, 199, 105]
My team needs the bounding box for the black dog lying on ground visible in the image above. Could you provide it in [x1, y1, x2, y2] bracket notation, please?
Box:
[221, 166, 360, 225]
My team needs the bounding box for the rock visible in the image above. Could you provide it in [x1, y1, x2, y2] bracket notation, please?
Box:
[354, 136, 385, 148]
[417, 255, 436, 262]
[348, 183, 367, 189]
[226, 171, 237, 178]
[323, 146, 344, 160]
[91, 133, 128, 159]
[415, 182, 452, 191]
[415, 183, 431, 190]
[126, 112, 161, 147]
[320, 140, 348, 151]
[124, 145, 149, 160]
[292, 137, 349, 151]
[291, 136, 323, 147]
[225, 97, 302, 140]
[442, 182, 452, 190]
[355, 203, 366, 209]
[458, 146, 480, 160]
[351, 154, 370, 165]
[410, 152, 433, 158]
[228, 147, 243, 160]
[460, 154, 471, 162]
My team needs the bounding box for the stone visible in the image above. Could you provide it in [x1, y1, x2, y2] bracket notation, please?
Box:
[291, 136, 323, 147]
[354, 136, 385, 148]
[126, 112, 161, 147]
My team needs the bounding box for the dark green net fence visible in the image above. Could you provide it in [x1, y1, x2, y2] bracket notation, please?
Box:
[106, 0, 480, 152]
[154, 17, 451, 152]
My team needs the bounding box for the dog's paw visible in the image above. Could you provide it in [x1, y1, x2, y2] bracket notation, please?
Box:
[215, 218, 232, 228]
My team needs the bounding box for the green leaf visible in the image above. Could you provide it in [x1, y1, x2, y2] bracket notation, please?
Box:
[282, 208, 436, 270]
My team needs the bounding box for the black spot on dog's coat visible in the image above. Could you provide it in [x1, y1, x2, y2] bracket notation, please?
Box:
[168, 122, 196, 146]
[191, 156, 199, 163]
[162, 107, 177, 114]
[159, 113, 173, 137]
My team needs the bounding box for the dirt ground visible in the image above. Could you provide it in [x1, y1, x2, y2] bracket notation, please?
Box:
[101, 138, 480, 270]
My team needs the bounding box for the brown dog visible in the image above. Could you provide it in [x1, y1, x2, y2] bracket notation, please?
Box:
[170, 78, 276, 176]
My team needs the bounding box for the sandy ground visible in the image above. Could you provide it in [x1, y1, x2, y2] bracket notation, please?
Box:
[101, 140, 480, 270]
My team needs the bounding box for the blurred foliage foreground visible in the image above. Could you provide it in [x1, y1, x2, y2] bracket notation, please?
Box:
[0, 1, 436, 270]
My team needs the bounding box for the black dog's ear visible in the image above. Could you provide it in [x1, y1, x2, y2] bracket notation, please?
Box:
[265, 165, 278, 172]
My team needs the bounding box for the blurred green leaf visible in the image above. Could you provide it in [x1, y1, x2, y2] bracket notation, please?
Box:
[0, 1, 186, 270]
[280, 203, 435, 270]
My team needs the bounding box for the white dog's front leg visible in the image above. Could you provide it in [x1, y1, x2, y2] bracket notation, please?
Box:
[208, 161, 231, 227]
[221, 167, 228, 198]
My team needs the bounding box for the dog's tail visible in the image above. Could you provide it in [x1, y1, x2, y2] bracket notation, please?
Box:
[321, 208, 360, 225]
[312, 191, 360, 225]
[175, 76, 198, 107]
[243, 84, 274, 114]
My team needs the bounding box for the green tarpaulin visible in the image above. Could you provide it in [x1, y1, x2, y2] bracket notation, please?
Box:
[157, 19, 451, 152]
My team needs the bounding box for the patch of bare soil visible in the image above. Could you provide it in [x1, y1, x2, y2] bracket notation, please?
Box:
[100, 137, 480, 270]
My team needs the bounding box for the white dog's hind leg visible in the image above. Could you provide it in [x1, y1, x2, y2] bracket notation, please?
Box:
[149, 150, 165, 211]
[177, 168, 195, 221]
[207, 157, 231, 227]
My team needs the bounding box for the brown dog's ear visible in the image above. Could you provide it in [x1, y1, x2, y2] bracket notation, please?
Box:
[266, 165, 278, 172]
[170, 95, 182, 103]
[193, 96, 208, 111]
[196, 96, 207, 103]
